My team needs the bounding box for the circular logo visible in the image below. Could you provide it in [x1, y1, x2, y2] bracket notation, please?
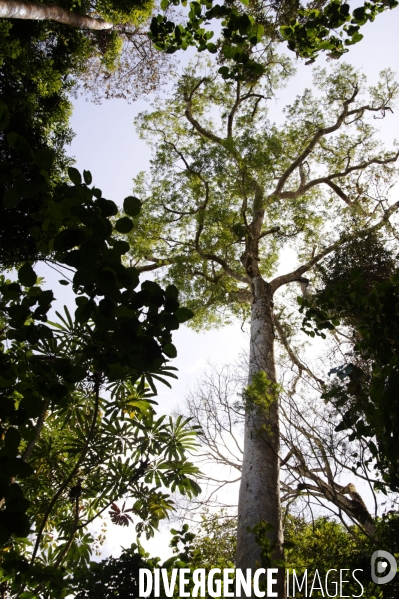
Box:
[371, 550, 397, 585]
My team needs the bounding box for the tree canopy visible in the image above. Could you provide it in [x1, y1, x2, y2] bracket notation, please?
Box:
[0, 0, 174, 264]
[128, 57, 399, 328]
[150, 0, 399, 81]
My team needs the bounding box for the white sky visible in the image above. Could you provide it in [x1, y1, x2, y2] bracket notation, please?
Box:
[43, 7, 399, 563]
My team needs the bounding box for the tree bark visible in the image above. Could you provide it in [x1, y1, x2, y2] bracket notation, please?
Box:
[236, 276, 285, 598]
[0, 0, 113, 29]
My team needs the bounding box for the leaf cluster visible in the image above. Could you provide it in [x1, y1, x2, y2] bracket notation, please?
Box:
[149, 0, 398, 81]
[0, 106, 198, 597]
[298, 233, 399, 489]
[150, 0, 267, 82]
[71, 511, 399, 598]
[281, 0, 399, 63]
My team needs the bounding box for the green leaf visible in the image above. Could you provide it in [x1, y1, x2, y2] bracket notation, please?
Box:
[0, 511, 30, 536]
[3, 186, 20, 209]
[18, 263, 37, 287]
[11, 135, 33, 163]
[163, 343, 177, 358]
[35, 148, 54, 169]
[165, 284, 179, 300]
[6, 497, 31, 513]
[113, 240, 130, 255]
[124, 196, 142, 217]
[7, 132, 19, 147]
[59, 279, 70, 286]
[83, 169, 93, 185]
[0, 457, 33, 478]
[0, 522, 11, 545]
[98, 267, 120, 297]
[162, 313, 180, 330]
[352, 6, 365, 21]
[95, 198, 118, 217]
[68, 167, 82, 185]
[174, 307, 194, 323]
[48, 383, 68, 399]
[3, 428, 21, 456]
[115, 217, 134, 233]
[256, 23, 265, 42]
[19, 395, 46, 418]
[0, 377, 14, 388]
[0, 100, 10, 130]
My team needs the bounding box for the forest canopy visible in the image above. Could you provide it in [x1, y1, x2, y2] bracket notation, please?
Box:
[1, 0, 399, 597]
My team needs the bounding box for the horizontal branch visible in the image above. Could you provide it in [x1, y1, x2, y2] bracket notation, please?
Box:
[135, 256, 176, 273]
[278, 152, 399, 204]
[229, 289, 252, 303]
[258, 225, 281, 240]
[0, 0, 113, 29]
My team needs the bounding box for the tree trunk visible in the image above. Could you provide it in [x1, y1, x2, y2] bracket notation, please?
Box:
[236, 276, 285, 598]
[0, 0, 113, 29]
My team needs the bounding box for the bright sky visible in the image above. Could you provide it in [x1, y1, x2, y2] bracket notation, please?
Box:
[50, 7, 399, 563]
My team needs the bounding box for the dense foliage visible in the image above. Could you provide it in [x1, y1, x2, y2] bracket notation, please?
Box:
[72, 511, 399, 598]
[280, 0, 399, 62]
[0, 17, 87, 266]
[299, 233, 399, 490]
[150, 0, 399, 81]
[284, 514, 399, 599]
[0, 102, 201, 597]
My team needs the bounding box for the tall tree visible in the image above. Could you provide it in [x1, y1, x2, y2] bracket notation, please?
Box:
[127, 55, 399, 595]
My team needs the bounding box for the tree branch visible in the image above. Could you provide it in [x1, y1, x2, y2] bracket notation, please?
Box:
[21, 400, 49, 462]
[0, 0, 112, 29]
[195, 249, 250, 285]
[273, 86, 360, 196]
[278, 152, 399, 204]
[270, 200, 399, 293]
[274, 315, 325, 388]
[183, 79, 225, 146]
